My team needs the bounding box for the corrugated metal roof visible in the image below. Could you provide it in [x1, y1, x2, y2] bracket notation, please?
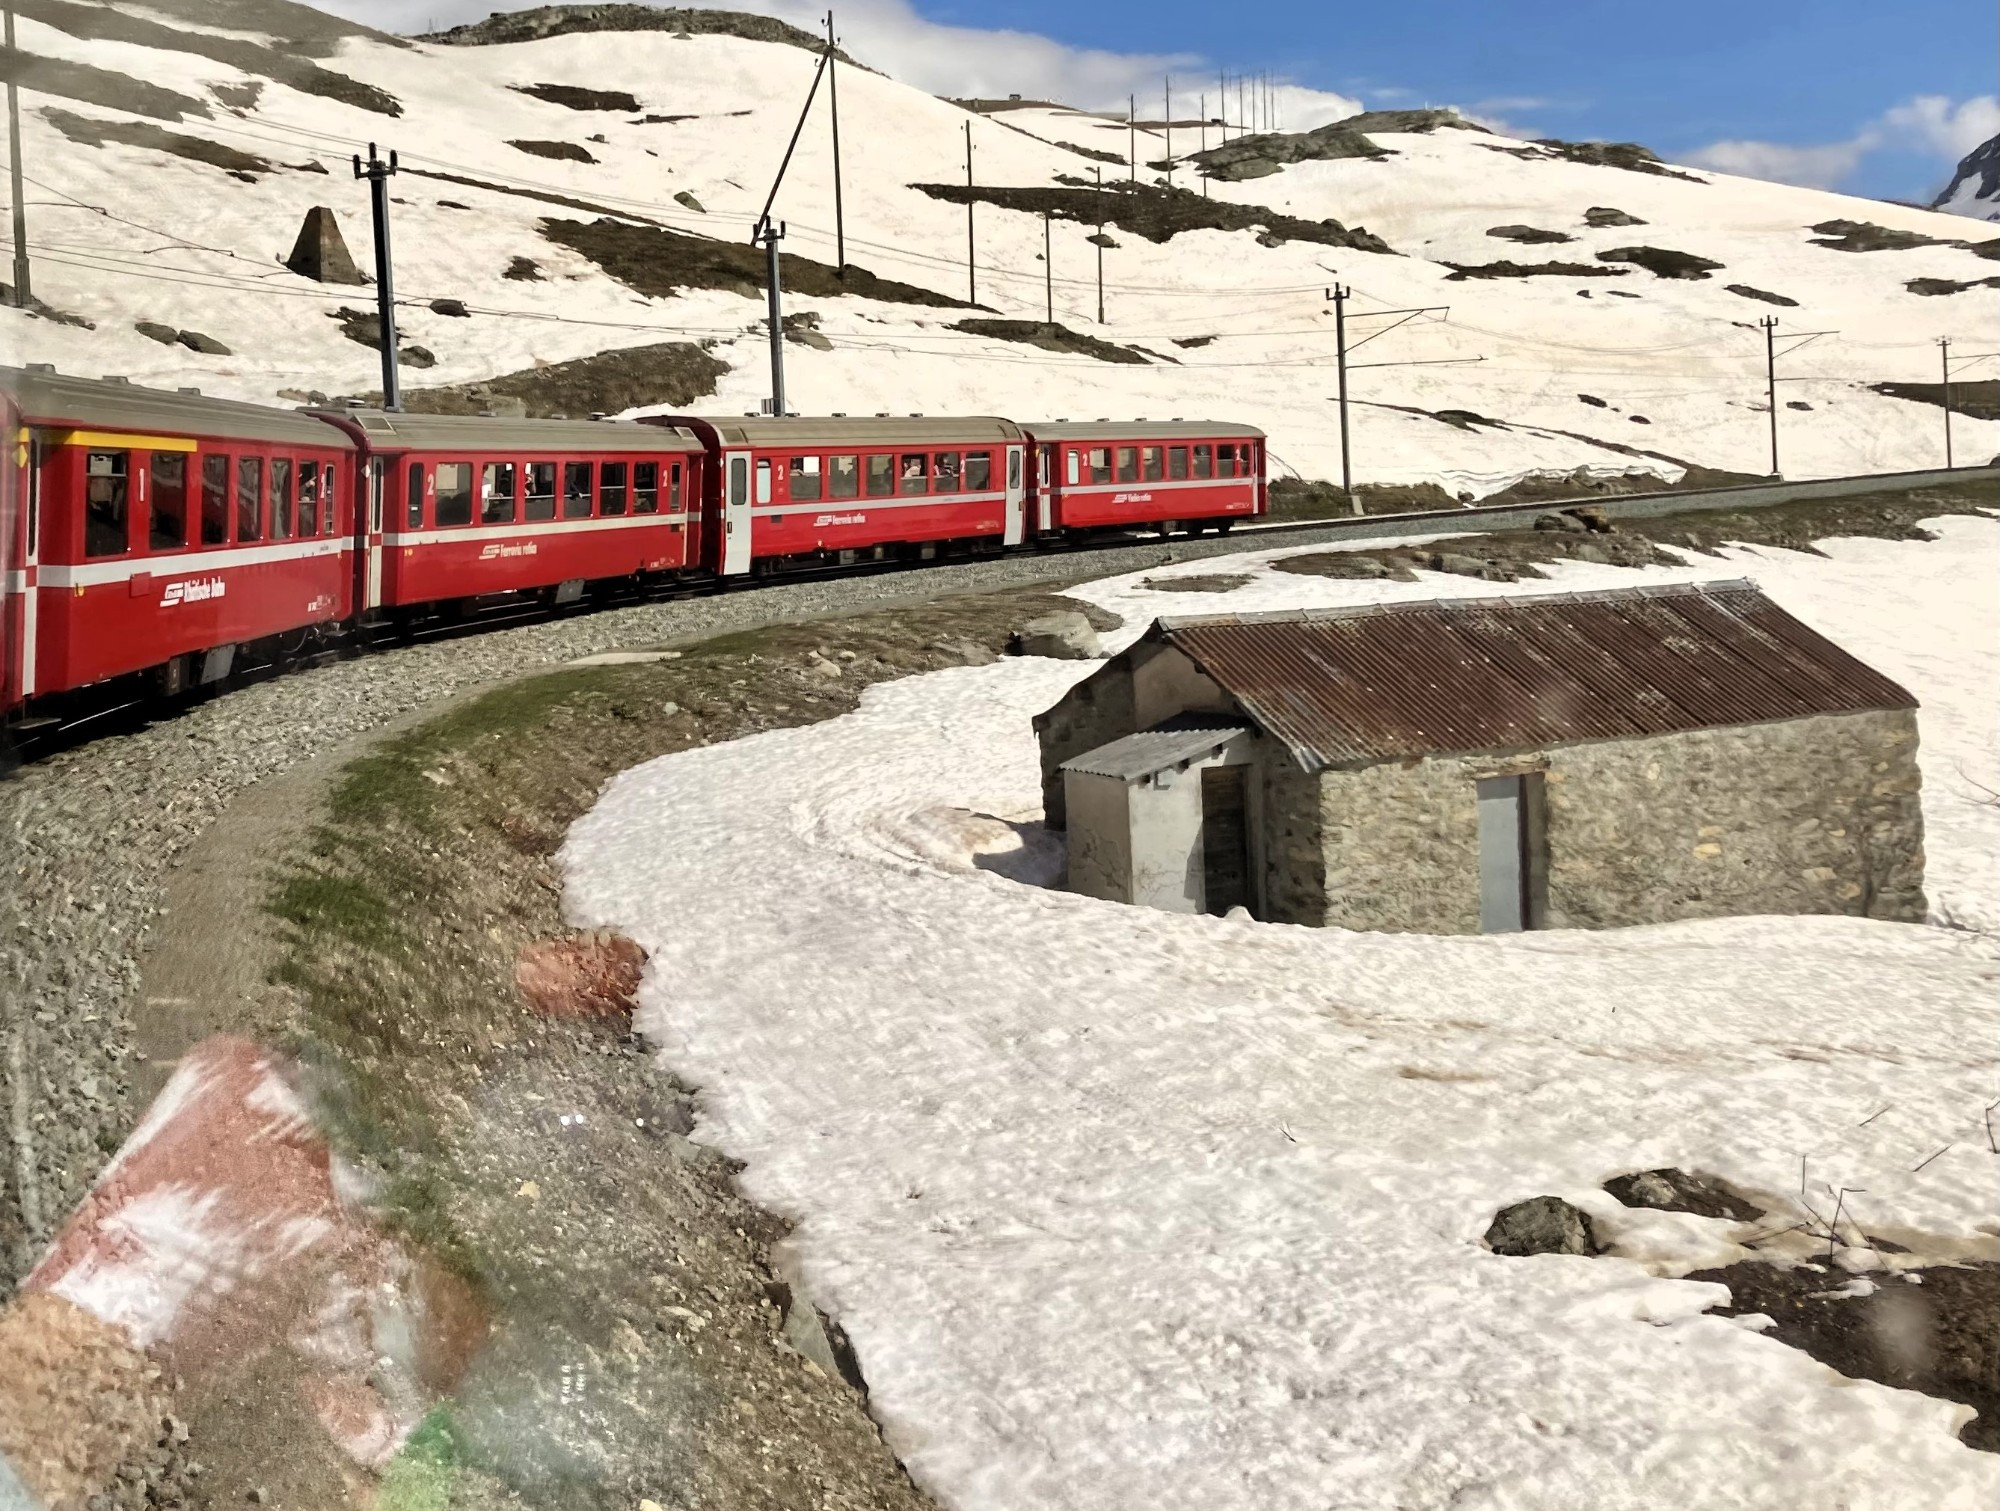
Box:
[320, 410, 703, 453]
[1062, 717, 1249, 780]
[1154, 580, 1916, 770]
[4, 365, 351, 448]
[653, 415, 1024, 447]
[1022, 419, 1266, 442]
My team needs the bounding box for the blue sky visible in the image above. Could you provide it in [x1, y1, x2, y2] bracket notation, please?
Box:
[921, 0, 1997, 200]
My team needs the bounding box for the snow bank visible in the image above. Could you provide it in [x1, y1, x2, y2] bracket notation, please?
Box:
[565, 518, 2000, 1509]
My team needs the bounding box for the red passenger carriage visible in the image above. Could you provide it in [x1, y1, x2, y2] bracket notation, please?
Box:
[1, 365, 356, 717]
[1021, 421, 1267, 536]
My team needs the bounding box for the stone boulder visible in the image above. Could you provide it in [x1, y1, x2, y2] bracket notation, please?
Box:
[1189, 121, 1388, 181]
[1583, 206, 1646, 227]
[1484, 1196, 1597, 1257]
[1010, 611, 1102, 660]
[1603, 1168, 1762, 1222]
[283, 206, 366, 285]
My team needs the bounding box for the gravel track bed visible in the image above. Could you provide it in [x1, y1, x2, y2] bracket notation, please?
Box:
[0, 523, 1370, 1285]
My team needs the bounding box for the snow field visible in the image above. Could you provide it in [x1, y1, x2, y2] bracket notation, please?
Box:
[565, 516, 2000, 1510]
[4, 21, 1995, 493]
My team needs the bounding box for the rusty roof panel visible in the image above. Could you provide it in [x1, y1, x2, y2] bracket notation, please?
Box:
[1156, 580, 1915, 769]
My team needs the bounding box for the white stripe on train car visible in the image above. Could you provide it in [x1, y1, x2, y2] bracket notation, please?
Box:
[1059, 477, 1256, 498]
[385, 511, 694, 547]
[39, 536, 347, 588]
[751, 489, 1009, 519]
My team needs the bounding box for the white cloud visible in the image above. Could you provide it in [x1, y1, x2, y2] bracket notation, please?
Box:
[1685, 92, 1999, 192]
[321, 0, 1361, 125]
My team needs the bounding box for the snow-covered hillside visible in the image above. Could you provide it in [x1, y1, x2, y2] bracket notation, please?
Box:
[3, 1, 1997, 495]
[565, 517, 2000, 1511]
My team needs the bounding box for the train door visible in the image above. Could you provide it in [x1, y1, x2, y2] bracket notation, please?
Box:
[361, 456, 387, 611]
[722, 449, 752, 575]
[1003, 444, 1026, 546]
[16, 431, 39, 703]
[1036, 443, 1058, 532]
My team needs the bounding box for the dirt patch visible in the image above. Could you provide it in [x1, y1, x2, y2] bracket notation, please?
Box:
[1530, 138, 1706, 182]
[1687, 1259, 1999, 1450]
[1907, 275, 2000, 296]
[911, 180, 1393, 253]
[1871, 379, 2000, 422]
[543, 215, 972, 307]
[513, 81, 642, 112]
[510, 138, 598, 163]
[13, 0, 401, 115]
[1486, 224, 1574, 244]
[40, 106, 272, 178]
[423, 4, 862, 65]
[504, 254, 543, 281]
[0, 42, 211, 121]
[516, 930, 645, 1022]
[257, 590, 1115, 1504]
[340, 339, 730, 419]
[1442, 259, 1629, 280]
[1726, 283, 1798, 305]
[1596, 245, 1725, 279]
[951, 317, 1149, 364]
[210, 79, 262, 110]
[1137, 573, 1253, 593]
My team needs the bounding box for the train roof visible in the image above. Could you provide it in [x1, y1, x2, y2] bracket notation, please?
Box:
[1019, 419, 1266, 441]
[315, 409, 704, 454]
[2, 366, 352, 448]
[654, 415, 1026, 447]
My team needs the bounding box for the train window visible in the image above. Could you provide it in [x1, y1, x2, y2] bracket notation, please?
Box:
[898, 453, 927, 495]
[149, 453, 189, 551]
[240, 457, 266, 540]
[789, 455, 821, 501]
[1087, 448, 1109, 484]
[201, 456, 230, 545]
[1065, 449, 1079, 486]
[1009, 449, 1022, 490]
[84, 451, 131, 557]
[1192, 444, 1213, 479]
[404, 462, 424, 529]
[729, 456, 747, 506]
[600, 462, 629, 517]
[932, 452, 961, 492]
[669, 461, 683, 510]
[966, 451, 992, 491]
[1141, 446, 1164, 483]
[865, 454, 894, 497]
[482, 462, 518, 524]
[563, 461, 594, 518]
[828, 454, 859, 499]
[297, 461, 320, 536]
[1168, 446, 1188, 480]
[754, 458, 773, 505]
[525, 462, 556, 521]
[435, 462, 474, 527]
[1115, 446, 1138, 483]
[322, 465, 338, 534]
[370, 458, 387, 533]
[633, 461, 659, 514]
[1217, 444, 1238, 479]
[271, 458, 294, 539]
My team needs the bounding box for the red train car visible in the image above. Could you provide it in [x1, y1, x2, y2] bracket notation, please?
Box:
[648, 415, 1028, 576]
[2, 366, 356, 717]
[1021, 421, 1266, 536]
[309, 410, 706, 614]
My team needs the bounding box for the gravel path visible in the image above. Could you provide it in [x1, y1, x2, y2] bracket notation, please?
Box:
[0, 522, 1390, 1285]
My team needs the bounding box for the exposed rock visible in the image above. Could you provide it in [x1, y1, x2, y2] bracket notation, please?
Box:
[1808, 217, 1947, 252]
[1531, 138, 1704, 181]
[1604, 1168, 1763, 1221]
[1486, 224, 1574, 244]
[1010, 611, 1102, 660]
[1870, 379, 2000, 422]
[428, 298, 470, 317]
[509, 138, 597, 163]
[504, 255, 544, 281]
[283, 205, 366, 285]
[1484, 1196, 1597, 1257]
[421, 5, 861, 65]
[1726, 283, 1798, 306]
[1443, 260, 1628, 280]
[952, 318, 1148, 365]
[1338, 108, 1488, 135]
[134, 320, 180, 346]
[1534, 511, 1589, 533]
[1583, 206, 1646, 227]
[512, 81, 641, 112]
[674, 190, 706, 213]
[1188, 120, 1390, 181]
[43, 106, 272, 178]
[1629, 414, 1651, 423]
[1172, 334, 1216, 348]
[349, 341, 730, 419]
[1905, 274, 2000, 296]
[1432, 408, 1508, 431]
[1086, 231, 1118, 248]
[1787, 400, 1812, 411]
[176, 329, 230, 355]
[1932, 131, 2000, 221]
[400, 345, 436, 368]
[1596, 245, 1725, 279]
[912, 180, 1392, 253]
[1577, 393, 1608, 407]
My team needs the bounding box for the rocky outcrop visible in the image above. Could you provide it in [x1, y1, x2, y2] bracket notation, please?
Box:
[1484, 1197, 1597, 1256]
[1487, 224, 1574, 244]
[1338, 108, 1488, 135]
[1932, 131, 2000, 222]
[1188, 121, 1389, 181]
[1010, 612, 1103, 660]
[420, 5, 860, 65]
[1725, 283, 1797, 306]
[1583, 206, 1646, 227]
[1596, 245, 1725, 279]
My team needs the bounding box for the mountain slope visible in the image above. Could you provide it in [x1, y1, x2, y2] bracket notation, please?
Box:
[2, 1, 1995, 494]
[1934, 132, 2000, 223]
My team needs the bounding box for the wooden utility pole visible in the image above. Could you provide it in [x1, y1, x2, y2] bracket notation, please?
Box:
[1164, 76, 1172, 186]
[5, 2, 29, 305]
[1128, 94, 1136, 181]
[351, 143, 401, 409]
[825, 11, 845, 276]
[1093, 165, 1105, 324]
[1762, 316, 1779, 477]
[964, 119, 975, 304]
[1043, 210, 1053, 325]
[1331, 285, 1352, 505]
[1939, 336, 1953, 469]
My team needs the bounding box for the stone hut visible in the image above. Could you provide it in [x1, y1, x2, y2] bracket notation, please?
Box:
[1033, 581, 1925, 932]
